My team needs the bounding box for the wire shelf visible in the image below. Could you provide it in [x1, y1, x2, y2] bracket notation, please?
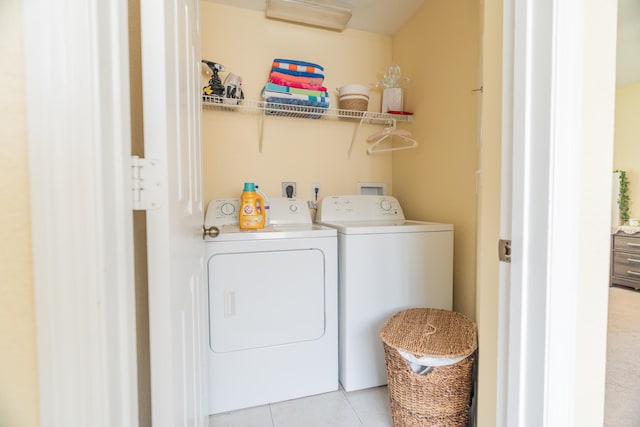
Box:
[202, 96, 413, 124]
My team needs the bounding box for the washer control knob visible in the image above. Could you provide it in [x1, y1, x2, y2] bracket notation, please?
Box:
[380, 199, 392, 211]
[289, 204, 298, 212]
[220, 203, 235, 215]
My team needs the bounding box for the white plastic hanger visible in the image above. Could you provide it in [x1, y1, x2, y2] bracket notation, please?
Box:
[366, 122, 418, 154]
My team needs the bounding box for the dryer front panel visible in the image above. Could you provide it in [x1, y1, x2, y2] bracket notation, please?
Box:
[208, 248, 326, 353]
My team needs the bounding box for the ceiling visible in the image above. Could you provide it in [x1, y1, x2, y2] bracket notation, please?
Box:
[206, 0, 425, 35]
[206, 0, 640, 86]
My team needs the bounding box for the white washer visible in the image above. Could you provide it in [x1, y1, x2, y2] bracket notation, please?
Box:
[316, 195, 453, 392]
[205, 198, 338, 414]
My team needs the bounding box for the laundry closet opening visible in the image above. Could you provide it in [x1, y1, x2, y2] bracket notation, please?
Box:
[129, 1, 481, 425]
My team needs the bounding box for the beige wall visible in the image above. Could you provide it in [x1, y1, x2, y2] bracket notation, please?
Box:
[613, 82, 640, 220]
[200, 2, 394, 202]
[4, 2, 487, 425]
[0, 0, 40, 426]
[391, 0, 481, 319]
[5, 1, 617, 424]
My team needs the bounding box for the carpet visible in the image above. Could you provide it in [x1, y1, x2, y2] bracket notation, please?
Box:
[604, 286, 640, 426]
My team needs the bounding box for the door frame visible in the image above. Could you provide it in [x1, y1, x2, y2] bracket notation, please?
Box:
[497, 0, 617, 425]
[23, 0, 138, 425]
[24, 0, 618, 425]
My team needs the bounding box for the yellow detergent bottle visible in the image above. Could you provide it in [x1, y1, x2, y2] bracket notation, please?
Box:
[239, 182, 265, 230]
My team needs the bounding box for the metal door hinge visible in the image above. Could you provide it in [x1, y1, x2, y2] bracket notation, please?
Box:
[131, 155, 163, 210]
[499, 239, 511, 263]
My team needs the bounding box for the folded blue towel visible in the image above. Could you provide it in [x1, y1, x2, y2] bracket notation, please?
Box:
[273, 58, 324, 72]
[262, 89, 330, 105]
[263, 96, 330, 109]
[264, 82, 329, 98]
[263, 96, 329, 119]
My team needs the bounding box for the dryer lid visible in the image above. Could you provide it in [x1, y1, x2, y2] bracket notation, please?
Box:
[204, 224, 336, 241]
[204, 197, 313, 227]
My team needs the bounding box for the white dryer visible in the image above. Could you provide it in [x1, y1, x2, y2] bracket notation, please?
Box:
[204, 198, 338, 414]
[316, 195, 453, 392]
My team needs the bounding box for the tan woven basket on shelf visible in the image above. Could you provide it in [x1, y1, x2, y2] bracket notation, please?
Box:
[380, 308, 477, 427]
[338, 97, 368, 112]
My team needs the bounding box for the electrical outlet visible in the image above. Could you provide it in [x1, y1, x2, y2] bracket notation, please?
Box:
[311, 182, 321, 198]
[281, 182, 297, 198]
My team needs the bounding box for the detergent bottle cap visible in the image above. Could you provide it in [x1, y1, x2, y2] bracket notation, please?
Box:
[243, 182, 255, 192]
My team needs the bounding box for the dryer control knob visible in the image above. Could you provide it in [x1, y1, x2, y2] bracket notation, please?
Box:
[220, 203, 235, 215]
[380, 199, 392, 211]
[289, 204, 298, 212]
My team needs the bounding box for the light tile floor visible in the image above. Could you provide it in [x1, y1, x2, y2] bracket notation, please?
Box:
[211, 286, 635, 426]
[209, 386, 393, 427]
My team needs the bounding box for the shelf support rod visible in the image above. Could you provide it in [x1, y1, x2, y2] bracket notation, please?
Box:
[348, 114, 367, 159]
[259, 109, 266, 153]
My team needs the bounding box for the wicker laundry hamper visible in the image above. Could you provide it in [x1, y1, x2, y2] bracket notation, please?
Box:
[380, 308, 477, 427]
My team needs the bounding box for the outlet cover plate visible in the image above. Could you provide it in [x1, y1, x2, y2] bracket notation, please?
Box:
[311, 182, 321, 198]
[281, 182, 297, 198]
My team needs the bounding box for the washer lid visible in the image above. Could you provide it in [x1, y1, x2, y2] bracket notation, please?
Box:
[318, 219, 453, 234]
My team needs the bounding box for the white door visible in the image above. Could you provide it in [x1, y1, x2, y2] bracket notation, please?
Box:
[140, 0, 207, 425]
[497, 1, 617, 426]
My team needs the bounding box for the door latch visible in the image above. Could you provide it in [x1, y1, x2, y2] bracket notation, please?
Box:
[499, 239, 511, 263]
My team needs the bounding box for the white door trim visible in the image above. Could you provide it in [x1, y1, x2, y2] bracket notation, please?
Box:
[500, 0, 617, 425]
[495, 0, 514, 424]
[23, 1, 138, 426]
